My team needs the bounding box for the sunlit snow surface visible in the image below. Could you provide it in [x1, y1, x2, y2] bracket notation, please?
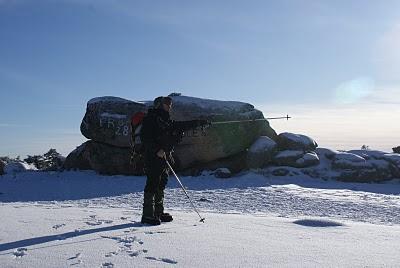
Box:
[1, 171, 399, 267]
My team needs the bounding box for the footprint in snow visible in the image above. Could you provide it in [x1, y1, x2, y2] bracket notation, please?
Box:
[101, 262, 114, 268]
[67, 253, 81, 260]
[13, 248, 27, 258]
[146, 256, 178, 264]
[53, 223, 66, 230]
[144, 231, 168, 235]
[68, 253, 83, 266]
[127, 249, 148, 257]
[85, 219, 113, 226]
[199, 197, 213, 203]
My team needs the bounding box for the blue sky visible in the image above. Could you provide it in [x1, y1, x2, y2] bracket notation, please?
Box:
[1, 0, 400, 157]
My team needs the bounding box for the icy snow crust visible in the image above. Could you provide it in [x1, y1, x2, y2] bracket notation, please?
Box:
[1, 171, 400, 267]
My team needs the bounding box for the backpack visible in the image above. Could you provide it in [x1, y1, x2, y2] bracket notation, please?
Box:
[129, 111, 147, 173]
[130, 111, 146, 155]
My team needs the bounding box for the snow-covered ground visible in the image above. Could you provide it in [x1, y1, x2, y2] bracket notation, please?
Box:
[1, 170, 400, 267]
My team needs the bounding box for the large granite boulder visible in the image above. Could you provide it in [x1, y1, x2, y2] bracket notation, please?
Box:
[277, 132, 318, 151]
[70, 94, 277, 173]
[246, 136, 278, 169]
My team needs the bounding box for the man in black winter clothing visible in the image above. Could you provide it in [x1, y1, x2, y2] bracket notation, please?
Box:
[140, 96, 209, 225]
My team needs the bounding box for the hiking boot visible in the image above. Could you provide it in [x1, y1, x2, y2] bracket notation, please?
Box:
[158, 212, 173, 222]
[142, 192, 160, 225]
[141, 216, 161, 225]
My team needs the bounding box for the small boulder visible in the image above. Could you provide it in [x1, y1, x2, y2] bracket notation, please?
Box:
[273, 150, 303, 167]
[274, 150, 319, 168]
[212, 168, 232, 178]
[393, 146, 400, 154]
[246, 136, 277, 169]
[271, 167, 290, 176]
[277, 132, 318, 151]
[0, 160, 4, 175]
[295, 152, 320, 168]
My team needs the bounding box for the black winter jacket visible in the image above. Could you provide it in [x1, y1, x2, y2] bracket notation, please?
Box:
[140, 108, 202, 157]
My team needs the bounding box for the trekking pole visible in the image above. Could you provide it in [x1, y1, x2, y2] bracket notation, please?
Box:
[211, 115, 291, 125]
[164, 157, 205, 223]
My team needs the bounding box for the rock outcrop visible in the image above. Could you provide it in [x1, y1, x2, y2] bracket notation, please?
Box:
[65, 94, 277, 174]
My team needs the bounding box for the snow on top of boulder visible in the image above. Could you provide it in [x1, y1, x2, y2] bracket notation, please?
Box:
[249, 136, 277, 153]
[280, 132, 316, 147]
[334, 152, 366, 162]
[100, 112, 127, 119]
[303, 152, 319, 161]
[316, 148, 338, 159]
[88, 96, 134, 105]
[171, 95, 254, 111]
[348, 150, 387, 160]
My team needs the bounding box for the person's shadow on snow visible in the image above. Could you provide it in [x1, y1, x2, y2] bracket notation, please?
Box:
[0, 222, 146, 253]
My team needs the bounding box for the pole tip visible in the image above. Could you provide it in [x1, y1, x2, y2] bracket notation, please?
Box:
[200, 218, 205, 223]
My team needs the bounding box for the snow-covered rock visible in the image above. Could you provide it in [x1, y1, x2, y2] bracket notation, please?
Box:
[332, 152, 366, 168]
[316, 148, 338, 160]
[295, 152, 320, 168]
[246, 136, 277, 168]
[329, 152, 400, 182]
[277, 132, 318, 151]
[381, 153, 400, 166]
[4, 161, 36, 174]
[273, 150, 320, 168]
[212, 168, 232, 178]
[65, 141, 141, 175]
